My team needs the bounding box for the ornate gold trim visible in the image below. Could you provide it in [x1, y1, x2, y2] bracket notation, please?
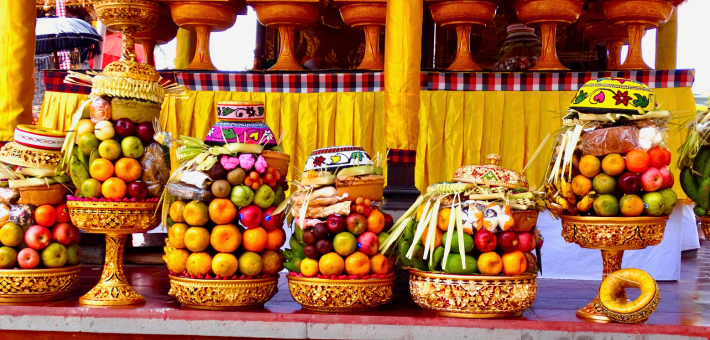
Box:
[287, 275, 395, 312]
[169, 275, 279, 310]
[0, 265, 81, 303]
[560, 215, 668, 250]
[409, 270, 537, 318]
[67, 200, 160, 234]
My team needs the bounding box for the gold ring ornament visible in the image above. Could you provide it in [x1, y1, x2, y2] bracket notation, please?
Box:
[599, 268, 660, 323]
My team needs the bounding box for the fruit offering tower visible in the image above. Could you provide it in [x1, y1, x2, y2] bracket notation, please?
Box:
[543, 77, 672, 322]
[162, 101, 291, 310]
[677, 106, 710, 240]
[280, 145, 396, 312]
[0, 125, 82, 302]
[381, 154, 544, 318]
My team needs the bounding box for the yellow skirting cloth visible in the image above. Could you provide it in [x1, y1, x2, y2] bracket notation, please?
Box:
[39, 90, 388, 183]
[415, 87, 696, 197]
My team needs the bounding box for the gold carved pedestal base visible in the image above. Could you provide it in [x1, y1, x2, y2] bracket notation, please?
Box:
[79, 233, 145, 306]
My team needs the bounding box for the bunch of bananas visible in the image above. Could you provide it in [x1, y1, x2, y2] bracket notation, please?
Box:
[544, 176, 595, 217]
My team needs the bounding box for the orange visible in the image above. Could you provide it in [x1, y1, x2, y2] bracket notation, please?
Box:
[601, 154, 625, 176]
[420, 225, 443, 250]
[619, 194, 644, 217]
[571, 175, 592, 197]
[212, 253, 239, 277]
[366, 210, 385, 233]
[369, 253, 388, 275]
[265, 227, 285, 250]
[579, 155, 601, 178]
[260, 250, 284, 275]
[186, 252, 212, 277]
[34, 205, 57, 227]
[89, 158, 114, 181]
[238, 251, 263, 276]
[183, 200, 209, 226]
[208, 198, 237, 225]
[101, 177, 127, 199]
[501, 250, 527, 275]
[210, 224, 242, 252]
[168, 223, 189, 249]
[436, 208, 452, 231]
[169, 201, 187, 223]
[625, 149, 650, 173]
[319, 252, 345, 276]
[114, 157, 142, 182]
[166, 249, 190, 274]
[300, 258, 319, 277]
[477, 251, 503, 275]
[184, 226, 211, 252]
[242, 227, 268, 252]
[344, 251, 370, 276]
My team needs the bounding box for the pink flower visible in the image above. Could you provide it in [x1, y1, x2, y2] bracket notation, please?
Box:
[239, 153, 255, 171]
[220, 155, 239, 170]
[255, 155, 268, 173]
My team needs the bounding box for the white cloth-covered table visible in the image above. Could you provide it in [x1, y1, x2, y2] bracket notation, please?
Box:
[538, 203, 698, 281]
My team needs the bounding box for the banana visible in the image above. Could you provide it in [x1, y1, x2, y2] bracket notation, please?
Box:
[554, 195, 570, 211]
[69, 156, 90, 191]
[577, 191, 596, 212]
[89, 149, 100, 167]
[546, 201, 565, 215]
[559, 177, 575, 201]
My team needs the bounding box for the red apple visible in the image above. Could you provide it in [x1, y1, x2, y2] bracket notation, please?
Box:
[17, 248, 39, 269]
[239, 205, 262, 229]
[51, 223, 77, 246]
[356, 231, 379, 256]
[25, 225, 51, 250]
[474, 229, 497, 252]
[517, 232, 536, 252]
[497, 231, 519, 252]
[640, 167, 663, 192]
[71, 225, 81, 244]
[382, 213, 394, 232]
[326, 214, 346, 234]
[346, 213, 367, 235]
[658, 166, 674, 189]
[126, 180, 149, 201]
[618, 172, 642, 194]
[661, 148, 672, 166]
[261, 207, 282, 230]
[114, 118, 135, 137]
[55, 203, 70, 223]
[135, 122, 155, 145]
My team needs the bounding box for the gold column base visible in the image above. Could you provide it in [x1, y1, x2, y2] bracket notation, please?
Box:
[79, 233, 145, 306]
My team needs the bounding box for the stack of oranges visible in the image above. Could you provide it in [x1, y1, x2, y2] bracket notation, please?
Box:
[164, 198, 286, 279]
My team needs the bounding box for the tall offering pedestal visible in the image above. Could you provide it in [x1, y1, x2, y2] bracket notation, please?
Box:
[601, 0, 674, 70]
[248, 0, 319, 71]
[425, 0, 498, 71]
[334, 0, 387, 70]
[582, 21, 628, 70]
[513, 0, 584, 71]
[136, 3, 178, 67]
[162, 0, 246, 70]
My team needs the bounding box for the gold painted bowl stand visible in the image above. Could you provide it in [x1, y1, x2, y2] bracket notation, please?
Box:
[287, 275, 395, 312]
[601, 0, 675, 70]
[0, 265, 82, 303]
[135, 2, 178, 67]
[168, 274, 279, 310]
[426, 0, 498, 71]
[93, 0, 161, 62]
[513, 0, 584, 71]
[67, 200, 160, 306]
[560, 215, 668, 322]
[248, 0, 320, 71]
[334, 0, 387, 70]
[582, 20, 629, 70]
[409, 269, 538, 318]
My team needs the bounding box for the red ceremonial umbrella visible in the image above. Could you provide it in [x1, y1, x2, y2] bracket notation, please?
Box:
[90, 31, 144, 68]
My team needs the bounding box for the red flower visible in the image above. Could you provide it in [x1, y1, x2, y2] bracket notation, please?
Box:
[313, 156, 326, 166]
[613, 91, 632, 106]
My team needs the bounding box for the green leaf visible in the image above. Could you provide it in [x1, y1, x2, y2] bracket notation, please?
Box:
[632, 93, 649, 108]
[573, 90, 588, 104]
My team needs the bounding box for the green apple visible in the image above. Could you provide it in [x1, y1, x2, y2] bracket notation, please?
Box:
[78, 133, 100, 156]
[658, 188, 678, 215]
[121, 136, 144, 159]
[41, 243, 68, 268]
[66, 243, 82, 266]
[253, 185, 275, 208]
[642, 192, 665, 217]
[0, 246, 17, 269]
[272, 186, 285, 207]
[0, 222, 24, 247]
[230, 185, 254, 207]
[98, 139, 122, 160]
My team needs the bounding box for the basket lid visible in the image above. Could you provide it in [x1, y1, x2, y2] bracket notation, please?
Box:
[569, 78, 656, 115]
[303, 145, 372, 172]
[452, 154, 528, 189]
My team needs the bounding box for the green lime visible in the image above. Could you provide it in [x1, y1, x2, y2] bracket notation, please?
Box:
[443, 254, 477, 275]
[442, 231, 474, 253]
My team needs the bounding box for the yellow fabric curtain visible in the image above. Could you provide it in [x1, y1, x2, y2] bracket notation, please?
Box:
[656, 10, 678, 70]
[175, 28, 197, 70]
[415, 87, 697, 198]
[39, 90, 388, 183]
[384, 0, 423, 150]
[0, 0, 35, 141]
